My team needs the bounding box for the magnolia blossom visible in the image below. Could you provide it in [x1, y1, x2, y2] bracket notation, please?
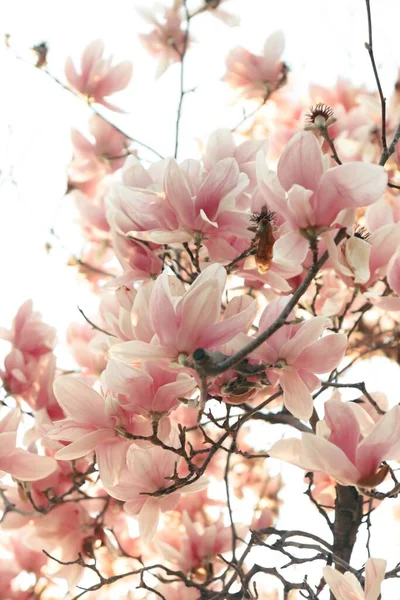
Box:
[137, 3, 188, 78]
[323, 557, 386, 600]
[158, 512, 247, 572]
[0, 409, 57, 482]
[102, 360, 197, 417]
[68, 115, 128, 193]
[269, 397, 400, 487]
[48, 375, 145, 486]
[0, 300, 56, 358]
[110, 263, 256, 367]
[103, 443, 204, 542]
[203, 128, 268, 192]
[224, 31, 287, 100]
[324, 229, 372, 285]
[65, 40, 132, 110]
[257, 131, 387, 234]
[245, 296, 347, 420]
[113, 157, 251, 253]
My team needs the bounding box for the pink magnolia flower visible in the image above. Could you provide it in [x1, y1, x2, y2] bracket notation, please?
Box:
[48, 375, 144, 486]
[323, 229, 372, 285]
[269, 397, 400, 487]
[246, 296, 347, 420]
[0, 408, 57, 481]
[257, 131, 387, 234]
[0, 300, 56, 358]
[65, 40, 132, 111]
[203, 129, 268, 192]
[323, 557, 386, 600]
[103, 443, 204, 542]
[102, 360, 197, 417]
[223, 31, 287, 100]
[25, 502, 93, 587]
[66, 321, 107, 374]
[115, 157, 250, 253]
[68, 115, 129, 194]
[110, 263, 257, 366]
[137, 3, 188, 78]
[158, 512, 247, 572]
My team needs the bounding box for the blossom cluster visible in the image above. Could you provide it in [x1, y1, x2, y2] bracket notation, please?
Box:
[2, 1, 400, 598]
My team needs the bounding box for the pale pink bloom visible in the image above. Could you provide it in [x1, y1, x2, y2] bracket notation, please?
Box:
[103, 443, 203, 542]
[25, 503, 92, 586]
[246, 296, 347, 420]
[66, 322, 107, 374]
[323, 230, 372, 285]
[110, 263, 257, 366]
[116, 157, 250, 252]
[103, 359, 196, 417]
[1, 348, 38, 396]
[0, 300, 56, 358]
[203, 129, 268, 192]
[138, 4, 188, 78]
[158, 512, 247, 572]
[48, 375, 137, 486]
[0, 408, 57, 481]
[223, 31, 287, 100]
[65, 40, 132, 110]
[269, 397, 400, 487]
[310, 78, 368, 113]
[68, 115, 128, 192]
[304, 271, 352, 317]
[257, 132, 387, 233]
[323, 557, 386, 600]
[98, 284, 155, 344]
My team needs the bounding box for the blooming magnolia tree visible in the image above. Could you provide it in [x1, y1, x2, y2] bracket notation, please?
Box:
[3, 1, 400, 598]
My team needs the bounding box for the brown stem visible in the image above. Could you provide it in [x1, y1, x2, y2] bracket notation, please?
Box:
[332, 485, 363, 575]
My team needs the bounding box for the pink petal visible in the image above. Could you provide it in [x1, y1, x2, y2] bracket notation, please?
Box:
[54, 429, 115, 461]
[280, 316, 330, 364]
[150, 270, 179, 347]
[110, 341, 177, 364]
[272, 232, 308, 269]
[96, 440, 129, 486]
[293, 333, 347, 373]
[324, 399, 360, 464]
[323, 566, 364, 600]
[197, 298, 257, 349]
[1, 451, 57, 482]
[204, 129, 235, 166]
[176, 264, 226, 351]
[99, 61, 133, 95]
[195, 159, 240, 221]
[164, 159, 194, 228]
[53, 376, 110, 428]
[139, 498, 161, 542]
[357, 405, 400, 479]
[364, 557, 386, 600]
[277, 132, 324, 192]
[315, 163, 387, 226]
[278, 368, 314, 420]
[153, 377, 197, 413]
[300, 434, 360, 484]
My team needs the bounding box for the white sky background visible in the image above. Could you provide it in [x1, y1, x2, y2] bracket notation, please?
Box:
[1, 0, 400, 597]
